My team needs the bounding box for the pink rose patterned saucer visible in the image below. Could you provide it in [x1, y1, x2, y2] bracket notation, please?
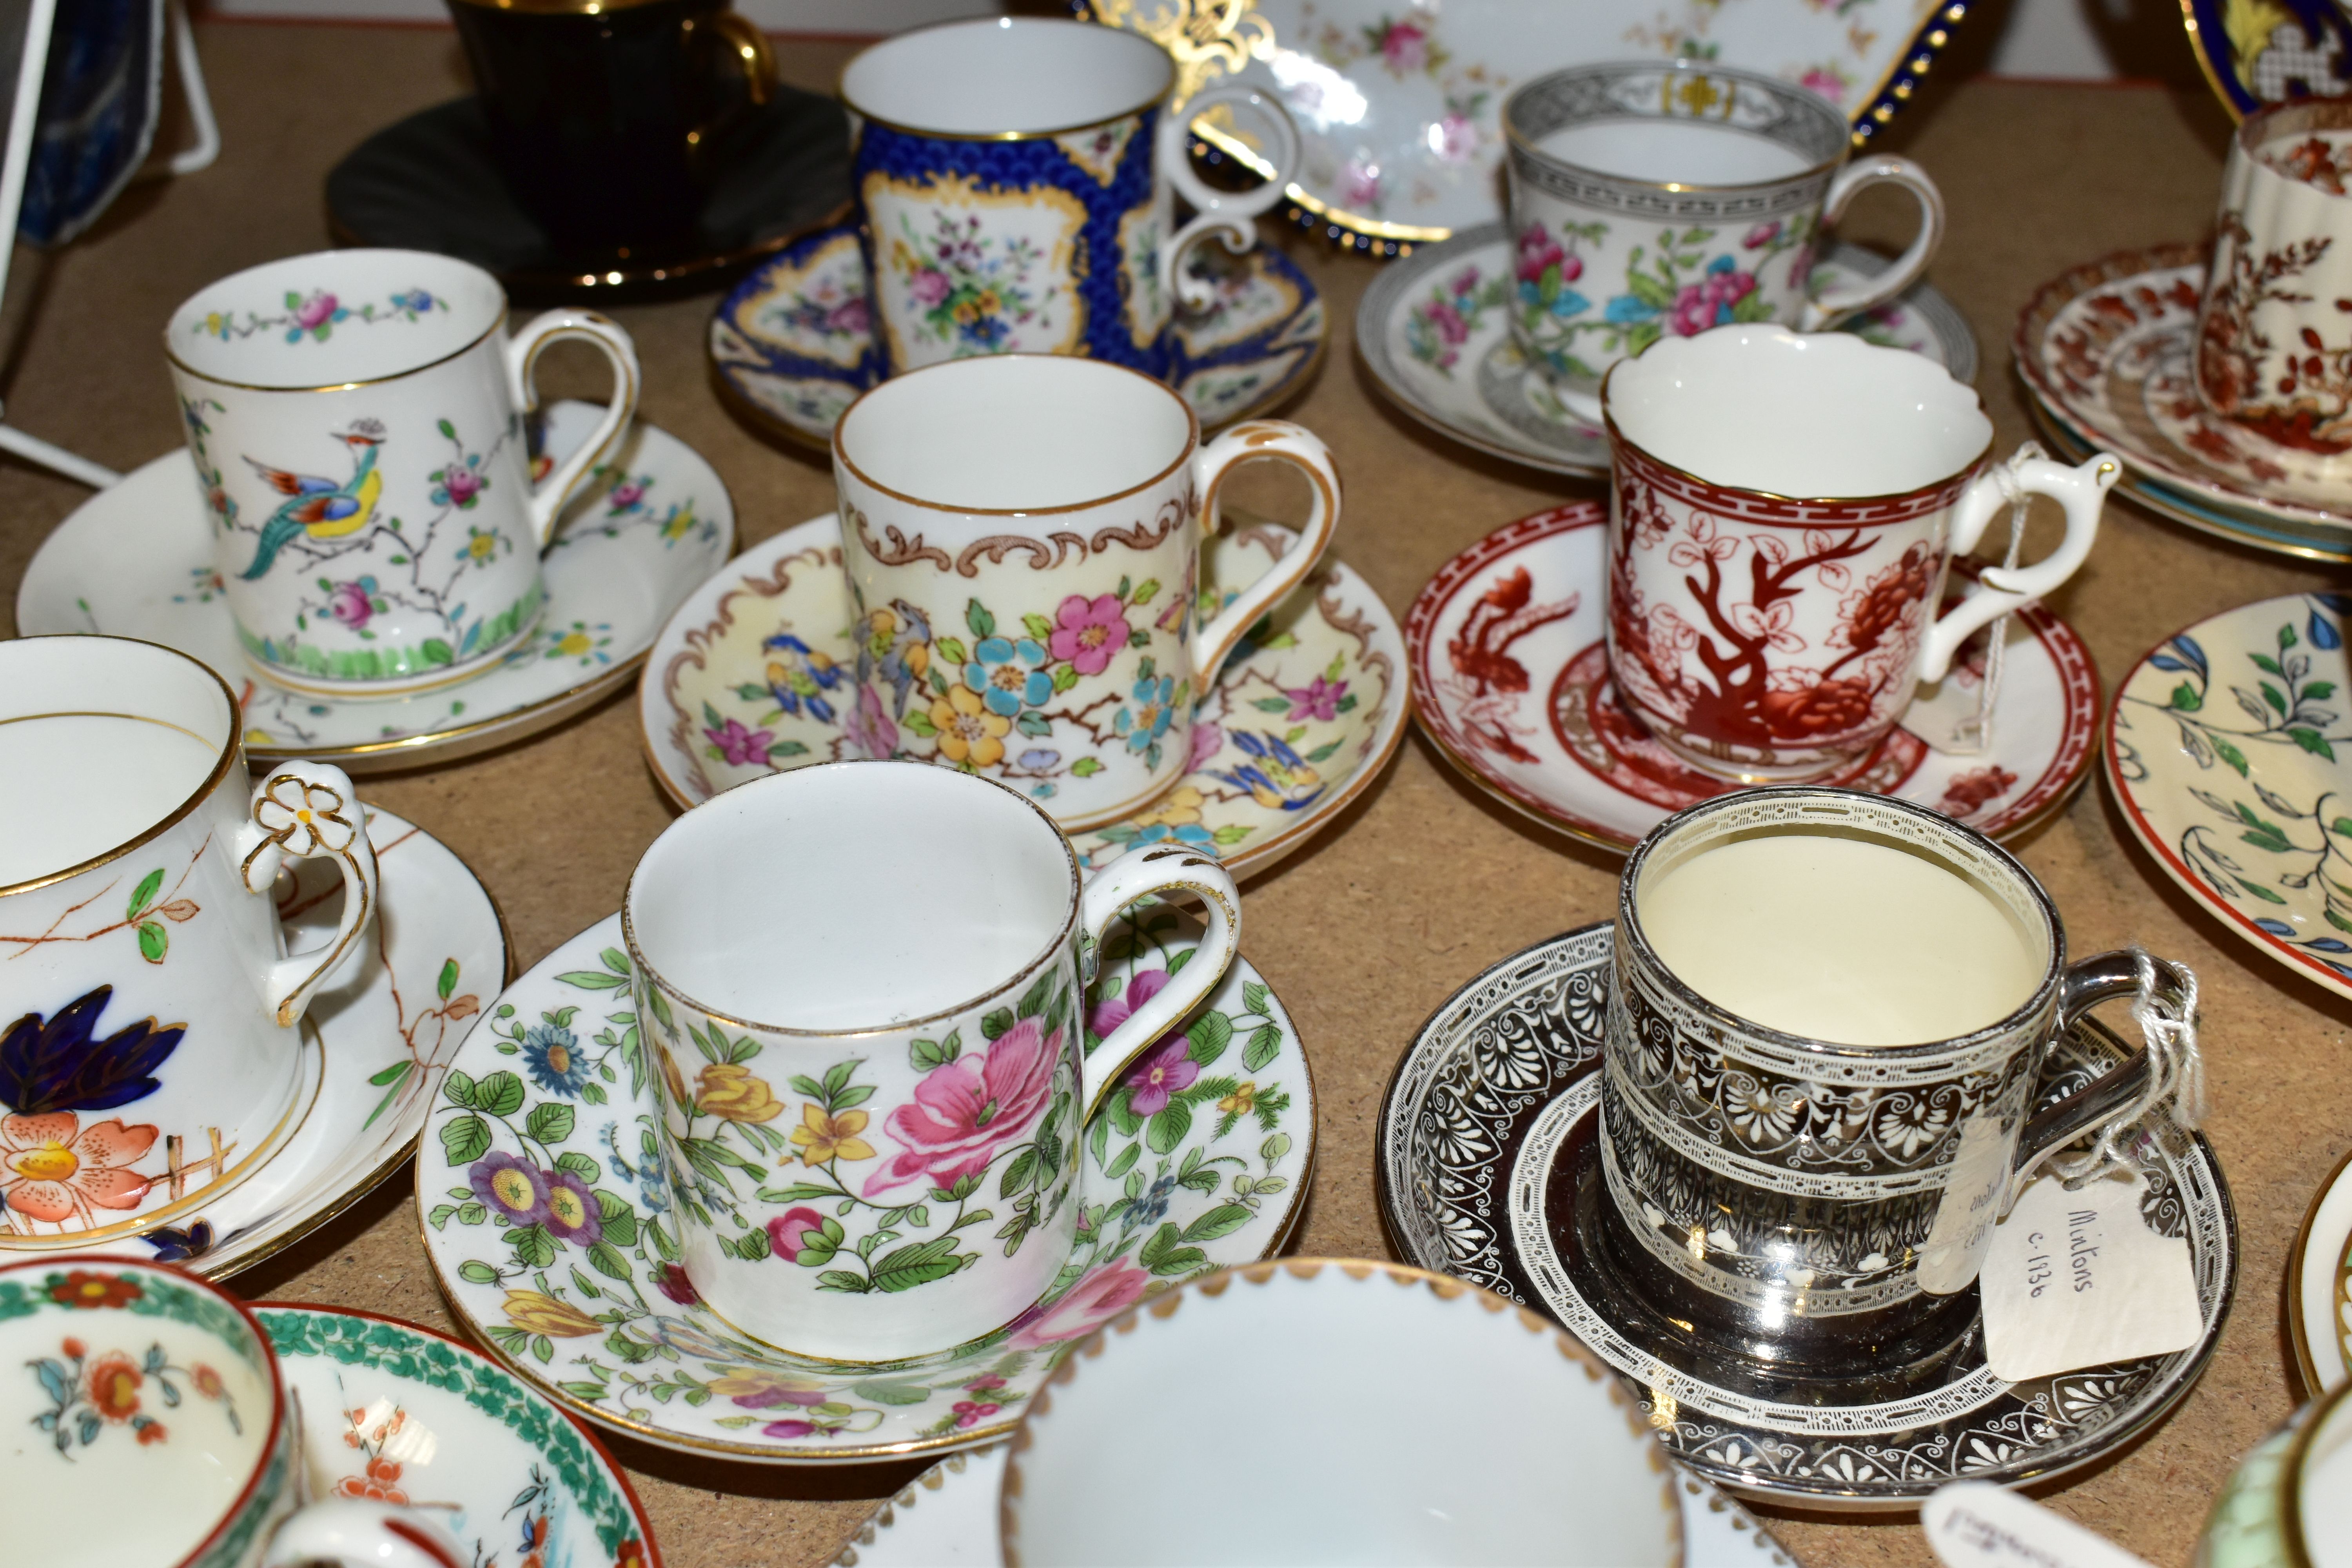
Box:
[415, 902, 1313, 1465]
[1406, 504, 2100, 853]
[2017, 244, 2352, 535]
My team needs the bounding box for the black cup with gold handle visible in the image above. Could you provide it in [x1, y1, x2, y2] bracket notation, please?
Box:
[447, 0, 777, 258]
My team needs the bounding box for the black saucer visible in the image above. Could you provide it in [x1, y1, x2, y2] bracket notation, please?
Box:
[326, 89, 850, 303]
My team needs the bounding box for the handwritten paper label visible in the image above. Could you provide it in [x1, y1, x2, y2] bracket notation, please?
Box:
[1924, 1481, 2153, 1568]
[1918, 1113, 2012, 1295]
[1981, 1172, 2201, 1383]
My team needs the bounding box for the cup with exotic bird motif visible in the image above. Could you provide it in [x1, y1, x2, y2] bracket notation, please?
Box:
[1, 1254, 465, 1565]
[833, 353, 1341, 829]
[165, 248, 641, 698]
[0, 637, 378, 1253]
[1602, 324, 2116, 781]
[622, 760, 1242, 1363]
[1503, 58, 1944, 423]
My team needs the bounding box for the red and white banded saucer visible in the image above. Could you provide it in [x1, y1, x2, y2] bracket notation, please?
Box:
[1406, 503, 2101, 853]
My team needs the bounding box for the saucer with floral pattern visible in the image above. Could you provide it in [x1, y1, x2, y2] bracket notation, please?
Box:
[16, 401, 734, 774]
[637, 510, 1406, 878]
[416, 901, 1314, 1464]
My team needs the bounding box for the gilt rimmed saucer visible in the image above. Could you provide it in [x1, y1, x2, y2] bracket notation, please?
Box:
[67, 807, 506, 1279]
[256, 1303, 660, 1568]
[828, 1439, 1792, 1568]
[2107, 592, 2352, 1003]
[1376, 923, 2238, 1512]
[2291, 1148, 2352, 1398]
[638, 512, 1405, 878]
[416, 902, 1315, 1464]
[1406, 503, 2100, 855]
[2017, 244, 2352, 538]
[16, 401, 735, 774]
[706, 226, 1327, 449]
[1358, 229, 1978, 480]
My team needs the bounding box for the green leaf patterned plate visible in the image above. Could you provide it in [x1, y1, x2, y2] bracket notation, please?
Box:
[256, 1303, 657, 1568]
[635, 512, 1406, 878]
[414, 904, 1314, 1464]
[2107, 591, 2352, 1001]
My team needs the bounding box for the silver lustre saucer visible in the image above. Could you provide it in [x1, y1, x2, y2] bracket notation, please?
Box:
[1376, 922, 2238, 1512]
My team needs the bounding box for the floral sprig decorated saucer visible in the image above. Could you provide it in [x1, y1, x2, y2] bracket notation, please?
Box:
[16, 401, 734, 774]
[1407, 503, 2100, 854]
[1376, 924, 2236, 1510]
[257, 1303, 659, 1568]
[415, 903, 1314, 1463]
[828, 1440, 1792, 1567]
[1358, 229, 1977, 480]
[67, 808, 507, 1279]
[637, 512, 1406, 877]
[707, 228, 1326, 448]
[2107, 592, 2352, 1001]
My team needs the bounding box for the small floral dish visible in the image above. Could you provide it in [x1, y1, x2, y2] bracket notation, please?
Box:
[1357, 229, 1976, 479]
[2017, 243, 2352, 535]
[1376, 923, 2237, 1511]
[414, 900, 1314, 1464]
[1406, 503, 2099, 853]
[1075, 1, 1970, 252]
[830, 1441, 1792, 1567]
[89, 807, 505, 1278]
[638, 511, 1405, 878]
[257, 1303, 659, 1568]
[16, 401, 735, 774]
[2290, 1146, 2352, 1397]
[708, 226, 1326, 450]
[2107, 592, 2352, 1002]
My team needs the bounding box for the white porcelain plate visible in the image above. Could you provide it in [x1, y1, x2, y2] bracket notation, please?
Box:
[1359, 229, 1976, 479]
[1407, 503, 2100, 853]
[2292, 1148, 2352, 1397]
[637, 512, 1406, 878]
[416, 903, 1314, 1464]
[16, 401, 736, 773]
[257, 1303, 660, 1568]
[1080, 1, 1971, 248]
[2107, 592, 2352, 1003]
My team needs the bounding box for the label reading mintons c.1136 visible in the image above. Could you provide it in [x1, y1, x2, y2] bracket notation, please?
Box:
[1981, 1172, 2201, 1383]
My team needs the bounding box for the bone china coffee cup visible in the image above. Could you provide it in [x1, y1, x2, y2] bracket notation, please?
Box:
[1, 1254, 463, 1565]
[623, 759, 1242, 1362]
[0, 636, 377, 1251]
[1503, 58, 1944, 422]
[833, 354, 1340, 830]
[840, 15, 1301, 379]
[1600, 787, 2192, 1378]
[167, 248, 641, 697]
[1602, 323, 2118, 782]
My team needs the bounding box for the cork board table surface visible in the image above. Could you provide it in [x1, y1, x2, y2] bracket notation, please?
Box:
[1, 21, 2341, 1568]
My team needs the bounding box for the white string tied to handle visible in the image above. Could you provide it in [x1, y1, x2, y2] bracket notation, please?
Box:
[1946, 439, 2049, 756]
[2047, 947, 2207, 1188]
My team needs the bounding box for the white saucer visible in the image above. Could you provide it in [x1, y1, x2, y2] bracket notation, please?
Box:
[416, 901, 1315, 1465]
[79, 806, 506, 1278]
[1358, 227, 1978, 479]
[1407, 503, 2101, 853]
[16, 401, 735, 773]
[2294, 1148, 2352, 1397]
[829, 1441, 1791, 1567]
[637, 510, 1408, 878]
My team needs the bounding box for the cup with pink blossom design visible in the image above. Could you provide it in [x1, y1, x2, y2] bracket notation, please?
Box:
[832, 354, 1341, 830]
[622, 758, 1241, 1363]
[1501, 58, 1944, 423]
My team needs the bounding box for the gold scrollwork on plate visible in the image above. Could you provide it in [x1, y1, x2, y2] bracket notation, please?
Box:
[1084, 0, 1272, 105]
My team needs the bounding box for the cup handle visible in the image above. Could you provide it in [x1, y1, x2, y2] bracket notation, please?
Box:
[504, 310, 644, 552]
[1189, 420, 1341, 689]
[1072, 844, 1241, 1123]
[1158, 85, 1302, 313]
[2006, 950, 2187, 1192]
[1797, 154, 1945, 331]
[708, 10, 775, 106]
[260, 1498, 466, 1568]
[236, 762, 379, 1028]
[1915, 450, 2118, 683]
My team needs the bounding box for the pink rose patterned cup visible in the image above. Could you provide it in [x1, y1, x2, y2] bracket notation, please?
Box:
[1602, 325, 2116, 781]
[622, 759, 1241, 1363]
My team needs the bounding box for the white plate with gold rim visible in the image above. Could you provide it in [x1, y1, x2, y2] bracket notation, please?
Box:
[2293, 1147, 2352, 1397]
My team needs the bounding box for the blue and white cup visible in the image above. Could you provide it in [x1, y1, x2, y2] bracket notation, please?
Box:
[840, 16, 1300, 381]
